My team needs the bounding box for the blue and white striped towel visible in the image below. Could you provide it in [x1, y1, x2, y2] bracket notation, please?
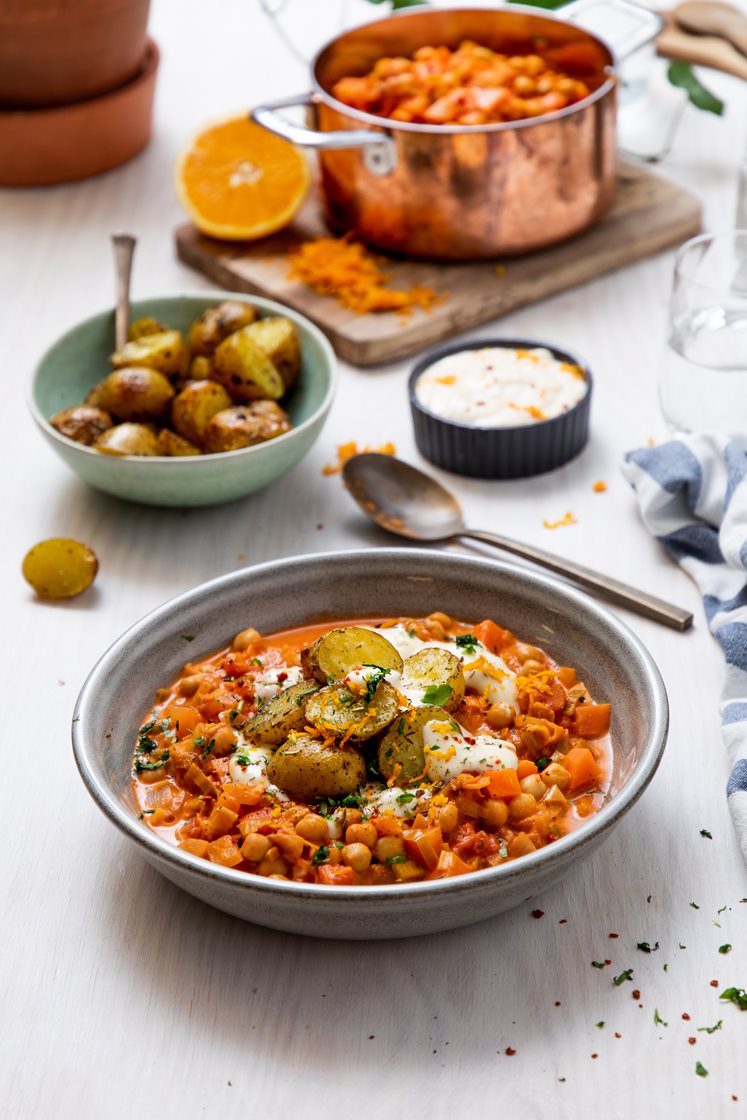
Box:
[622, 434, 747, 863]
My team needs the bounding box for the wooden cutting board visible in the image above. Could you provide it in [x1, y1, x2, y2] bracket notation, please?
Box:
[175, 160, 701, 368]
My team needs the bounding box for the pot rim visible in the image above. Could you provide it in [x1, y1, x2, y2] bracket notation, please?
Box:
[310, 3, 618, 136]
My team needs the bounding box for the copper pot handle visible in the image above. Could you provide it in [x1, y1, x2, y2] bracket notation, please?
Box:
[251, 95, 397, 175]
[563, 0, 664, 60]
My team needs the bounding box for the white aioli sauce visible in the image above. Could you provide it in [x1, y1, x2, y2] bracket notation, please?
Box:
[253, 665, 304, 702]
[414, 346, 587, 428]
[421, 719, 517, 783]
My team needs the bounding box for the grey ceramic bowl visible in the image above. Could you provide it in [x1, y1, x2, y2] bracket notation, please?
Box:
[72, 549, 668, 940]
[28, 293, 337, 508]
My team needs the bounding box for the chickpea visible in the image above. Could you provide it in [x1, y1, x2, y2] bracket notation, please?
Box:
[434, 802, 459, 833]
[540, 762, 570, 791]
[522, 660, 545, 674]
[342, 843, 372, 872]
[257, 857, 290, 877]
[211, 725, 237, 756]
[423, 618, 446, 641]
[232, 627, 261, 652]
[272, 832, 305, 862]
[481, 798, 508, 828]
[345, 821, 377, 848]
[374, 835, 405, 862]
[295, 814, 329, 844]
[326, 846, 342, 864]
[487, 702, 513, 730]
[241, 833, 272, 862]
[427, 611, 453, 629]
[513, 75, 536, 96]
[508, 792, 537, 821]
[178, 675, 201, 697]
[515, 643, 544, 664]
[520, 774, 547, 801]
[268, 874, 289, 880]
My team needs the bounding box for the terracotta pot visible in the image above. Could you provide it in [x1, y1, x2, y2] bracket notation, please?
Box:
[0, 0, 151, 108]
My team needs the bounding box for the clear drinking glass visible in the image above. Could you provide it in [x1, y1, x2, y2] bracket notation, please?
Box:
[660, 232, 747, 436]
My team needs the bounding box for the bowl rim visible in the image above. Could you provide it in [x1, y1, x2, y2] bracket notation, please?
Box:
[408, 336, 592, 435]
[27, 290, 338, 466]
[72, 547, 669, 904]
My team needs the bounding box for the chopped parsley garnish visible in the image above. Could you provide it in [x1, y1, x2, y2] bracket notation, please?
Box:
[536, 756, 551, 772]
[595, 1021, 605, 1029]
[717, 904, 728, 915]
[653, 1009, 668, 1027]
[690, 902, 700, 910]
[679, 943, 687, 950]
[250, 658, 263, 667]
[362, 665, 390, 704]
[235, 750, 253, 766]
[700, 829, 713, 839]
[591, 961, 607, 969]
[386, 854, 407, 865]
[316, 792, 364, 817]
[134, 750, 170, 773]
[637, 941, 659, 953]
[181, 634, 195, 642]
[697, 1021, 723, 1034]
[422, 683, 453, 706]
[695, 1062, 708, 1078]
[312, 846, 330, 865]
[201, 737, 216, 759]
[397, 718, 405, 735]
[719, 944, 732, 954]
[396, 792, 416, 805]
[720, 987, 747, 1010]
[229, 700, 245, 723]
[408, 629, 417, 639]
[454, 634, 478, 652]
[612, 968, 634, 986]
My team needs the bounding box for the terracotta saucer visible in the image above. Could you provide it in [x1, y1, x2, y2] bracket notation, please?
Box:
[0, 38, 159, 188]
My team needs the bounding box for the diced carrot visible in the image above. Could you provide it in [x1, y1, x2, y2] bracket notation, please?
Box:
[403, 826, 444, 870]
[216, 791, 241, 814]
[564, 746, 601, 794]
[455, 693, 487, 733]
[179, 838, 210, 858]
[573, 703, 611, 739]
[237, 808, 276, 837]
[317, 864, 355, 886]
[204, 805, 239, 840]
[392, 859, 424, 882]
[373, 815, 403, 837]
[161, 704, 201, 734]
[473, 619, 509, 655]
[558, 666, 577, 688]
[222, 781, 263, 807]
[484, 768, 521, 799]
[184, 762, 218, 798]
[517, 759, 538, 780]
[206, 835, 243, 867]
[435, 849, 473, 877]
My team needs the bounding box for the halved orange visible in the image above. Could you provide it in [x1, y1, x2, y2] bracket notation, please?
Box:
[175, 116, 310, 241]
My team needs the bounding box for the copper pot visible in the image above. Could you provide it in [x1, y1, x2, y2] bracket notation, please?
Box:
[253, 1, 661, 260]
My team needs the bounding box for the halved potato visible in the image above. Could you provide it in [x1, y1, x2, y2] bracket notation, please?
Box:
[128, 316, 167, 341]
[213, 326, 285, 403]
[156, 429, 201, 456]
[245, 316, 301, 392]
[50, 405, 113, 446]
[378, 705, 455, 783]
[267, 733, 365, 799]
[171, 380, 233, 447]
[90, 367, 175, 421]
[400, 648, 465, 711]
[110, 330, 187, 378]
[189, 356, 213, 380]
[304, 627, 403, 684]
[203, 401, 292, 453]
[306, 680, 400, 741]
[22, 538, 98, 600]
[187, 301, 257, 357]
[94, 423, 160, 456]
[243, 680, 320, 746]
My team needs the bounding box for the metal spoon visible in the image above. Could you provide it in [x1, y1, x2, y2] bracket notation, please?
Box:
[342, 454, 693, 632]
[111, 233, 136, 350]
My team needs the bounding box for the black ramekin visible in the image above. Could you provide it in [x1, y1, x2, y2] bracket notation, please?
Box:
[409, 337, 592, 480]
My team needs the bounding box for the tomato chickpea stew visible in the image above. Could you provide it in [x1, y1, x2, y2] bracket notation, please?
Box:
[133, 613, 611, 886]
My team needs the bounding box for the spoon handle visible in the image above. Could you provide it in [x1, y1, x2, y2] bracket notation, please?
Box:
[111, 233, 136, 351]
[461, 529, 693, 631]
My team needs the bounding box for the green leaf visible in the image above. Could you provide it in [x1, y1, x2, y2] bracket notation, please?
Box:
[695, 1062, 708, 1078]
[508, 0, 571, 7]
[134, 750, 170, 773]
[312, 845, 330, 866]
[720, 986, 747, 1010]
[612, 968, 633, 986]
[699, 829, 712, 838]
[667, 62, 724, 116]
[422, 683, 453, 706]
[719, 944, 733, 954]
[653, 1008, 668, 1028]
[697, 1020, 723, 1034]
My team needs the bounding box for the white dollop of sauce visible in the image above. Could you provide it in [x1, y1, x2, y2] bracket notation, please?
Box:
[254, 665, 304, 703]
[366, 785, 432, 819]
[414, 346, 587, 428]
[422, 719, 517, 784]
[229, 739, 288, 801]
[370, 624, 518, 711]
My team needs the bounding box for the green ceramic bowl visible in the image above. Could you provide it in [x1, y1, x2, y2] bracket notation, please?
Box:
[28, 293, 337, 507]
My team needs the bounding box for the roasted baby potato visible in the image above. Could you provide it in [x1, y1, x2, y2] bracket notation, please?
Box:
[93, 423, 160, 457]
[400, 648, 465, 711]
[305, 680, 400, 741]
[213, 326, 285, 403]
[203, 401, 292, 453]
[378, 705, 454, 783]
[189, 356, 213, 380]
[187, 300, 257, 357]
[171, 380, 233, 447]
[245, 316, 301, 392]
[156, 429, 201, 456]
[267, 733, 366, 799]
[128, 316, 166, 341]
[22, 538, 98, 600]
[243, 680, 321, 746]
[89, 367, 175, 421]
[304, 627, 404, 684]
[110, 330, 187, 378]
[49, 405, 113, 446]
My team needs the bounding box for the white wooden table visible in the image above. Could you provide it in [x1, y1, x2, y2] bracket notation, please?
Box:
[3, 2, 747, 1116]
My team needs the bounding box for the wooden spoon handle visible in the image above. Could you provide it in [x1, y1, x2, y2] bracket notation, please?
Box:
[111, 233, 136, 351]
[657, 17, 747, 79]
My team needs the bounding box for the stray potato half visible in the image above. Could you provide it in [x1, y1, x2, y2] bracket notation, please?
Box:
[187, 300, 257, 357]
[267, 733, 366, 799]
[304, 626, 404, 684]
[203, 401, 292, 453]
[245, 316, 301, 392]
[50, 405, 113, 446]
[213, 326, 285, 402]
[22, 538, 98, 600]
[89, 367, 175, 422]
[156, 429, 201, 456]
[94, 423, 160, 456]
[171, 380, 233, 447]
[378, 705, 454, 783]
[110, 330, 187, 378]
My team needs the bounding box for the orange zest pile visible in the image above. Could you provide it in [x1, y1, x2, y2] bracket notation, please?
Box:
[287, 236, 442, 315]
[543, 512, 577, 530]
[322, 440, 396, 476]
